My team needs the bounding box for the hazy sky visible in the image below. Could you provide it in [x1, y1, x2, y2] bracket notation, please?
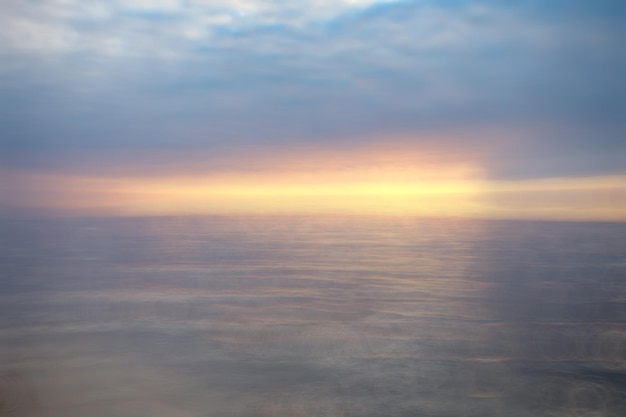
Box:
[1, 0, 624, 219]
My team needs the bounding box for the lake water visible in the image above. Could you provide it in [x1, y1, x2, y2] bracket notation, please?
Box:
[1, 216, 625, 416]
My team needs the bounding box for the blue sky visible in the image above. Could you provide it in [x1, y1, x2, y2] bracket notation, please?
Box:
[0, 0, 624, 217]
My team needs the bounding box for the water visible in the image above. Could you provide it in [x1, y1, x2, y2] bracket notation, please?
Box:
[1, 215, 625, 416]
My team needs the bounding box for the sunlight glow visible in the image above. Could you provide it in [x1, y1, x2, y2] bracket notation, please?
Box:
[111, 177, 483, 216]
[2, 143, 624, 221]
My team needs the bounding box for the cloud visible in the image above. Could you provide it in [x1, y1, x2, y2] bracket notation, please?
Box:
[0, 0, 623, 181]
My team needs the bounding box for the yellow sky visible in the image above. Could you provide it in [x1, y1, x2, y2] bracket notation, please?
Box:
[2, 144, 625, 221]
[4, 171, 625, 221]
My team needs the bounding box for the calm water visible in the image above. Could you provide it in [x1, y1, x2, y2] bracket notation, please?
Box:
[1, 216, 625, 416]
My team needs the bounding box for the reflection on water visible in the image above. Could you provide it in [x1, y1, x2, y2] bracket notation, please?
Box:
[1, 216, 625, 416]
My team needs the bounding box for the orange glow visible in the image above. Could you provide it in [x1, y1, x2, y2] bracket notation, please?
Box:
[0, 143, 485, 217]
[2, 144, 625, 221]
[110, 177, 484, 217]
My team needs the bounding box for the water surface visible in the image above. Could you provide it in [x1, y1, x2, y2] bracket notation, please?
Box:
[1, 216, 625, 416]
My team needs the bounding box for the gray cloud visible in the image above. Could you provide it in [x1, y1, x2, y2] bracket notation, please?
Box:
[0, 0, 623, 179]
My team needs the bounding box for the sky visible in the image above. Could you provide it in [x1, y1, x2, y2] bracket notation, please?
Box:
[0, 0, 624, 220]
